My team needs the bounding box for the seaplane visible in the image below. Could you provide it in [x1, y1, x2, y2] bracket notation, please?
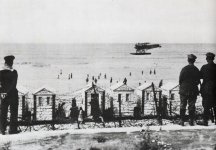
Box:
[130, 43, 161, 55]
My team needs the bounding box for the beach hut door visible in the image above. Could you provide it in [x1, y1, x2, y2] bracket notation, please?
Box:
[90, 93, 100, 117]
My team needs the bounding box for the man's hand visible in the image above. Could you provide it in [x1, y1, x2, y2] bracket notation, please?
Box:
[0, 93, 7, 99]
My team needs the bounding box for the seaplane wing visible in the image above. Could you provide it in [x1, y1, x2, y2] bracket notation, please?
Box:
[134, 43, 161, 50]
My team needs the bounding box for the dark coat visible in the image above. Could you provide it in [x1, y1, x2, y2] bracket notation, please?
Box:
[200, 63, 216, 96]
[179, 64, 200, 96]
[0, 69, 18, 102]
[0, 69, 19, 134]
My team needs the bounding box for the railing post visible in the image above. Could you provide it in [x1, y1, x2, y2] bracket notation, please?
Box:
[52, 95, 56, 121]
[169, 91, 172, 116]
[85, 91, 87, 117]
[33, 94, 37, 121]
[118, 94, 122, 127]
[22, 95, 25, 120]
[142, 90, 145, 115]
[51, 94, 56, 130]
[152, 82, 162, 125]
[102, 91, 105, 115]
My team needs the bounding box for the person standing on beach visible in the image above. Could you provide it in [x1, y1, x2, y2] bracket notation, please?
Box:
[123, 77, 127, 85]
[94, 78, 97, 84]
[110, 77, 112, 84]
[198, 52, 216, 126]
[0, 55, 19, 134]
[179, 54, 200, 126]
[77, 107, 84, 129]
[86, 77, 89, 84]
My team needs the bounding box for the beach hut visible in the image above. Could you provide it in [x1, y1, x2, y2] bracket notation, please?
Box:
[161, 82, 179, 116]
[17, 85, 29, 120]
[32, 86, 56, 121]
[109, 82, 136, 117]
[160, 82, 179, 100]
[137, 82, 162, 116]
[76, 83, 106, 117]
[84, 83, 105, 117]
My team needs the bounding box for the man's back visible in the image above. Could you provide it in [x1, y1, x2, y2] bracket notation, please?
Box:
[0, 69, 18, 94]
[179, 64, 200, 95]
[200, 63, 216, 96]
[200, 63, 216, 82]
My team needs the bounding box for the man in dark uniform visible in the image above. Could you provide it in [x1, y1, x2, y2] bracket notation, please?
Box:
[179, 54, 200, 126]
[0, 55, 19, 134]
[198, 52, 216, 126]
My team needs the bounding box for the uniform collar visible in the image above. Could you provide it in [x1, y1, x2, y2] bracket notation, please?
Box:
[2, 64, 14, 71]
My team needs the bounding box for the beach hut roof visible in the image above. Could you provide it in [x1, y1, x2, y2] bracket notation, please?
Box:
[161, 82, 179, 91]
[110, 82, 134, 92]
[84, 84, 105, 93]
[137, 82, 152, 91]
[17, 85, 28, 95]
[33, 85, 56, 95]
[74, 83, 105, 95]
[110, 82, 124, 90]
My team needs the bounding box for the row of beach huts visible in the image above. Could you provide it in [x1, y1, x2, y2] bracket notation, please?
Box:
[17, 81, 181, 121]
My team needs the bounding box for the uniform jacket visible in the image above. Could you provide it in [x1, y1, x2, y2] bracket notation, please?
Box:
[0, 68, 18, 100]
[200, 63, 216, 96]
[179, 64, 200, 95]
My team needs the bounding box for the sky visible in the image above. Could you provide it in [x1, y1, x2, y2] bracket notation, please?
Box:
[0, 0, 215, 43]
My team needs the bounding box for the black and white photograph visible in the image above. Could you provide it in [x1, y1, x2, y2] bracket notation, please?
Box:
[0, 0, 216, 149]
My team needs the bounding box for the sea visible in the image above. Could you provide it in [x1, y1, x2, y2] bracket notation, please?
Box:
[0, 43, 215, 94]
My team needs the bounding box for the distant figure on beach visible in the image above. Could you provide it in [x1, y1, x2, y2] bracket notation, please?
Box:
[154, 69, 156, 75]
[92, 76, 94, 80]
[123, 77, 127, 84]
[77, 107, 84, 129]
[86, 77, 89, 84]
[104, 74, 107, 79]
[159, 79, 163, 88]
[129, 72, 131, 76]
[139, 82, 141, 86]
[198, 52, 216, 126]
[71, 73, 73, 79]
[150, 70, 152, 75]
[94, 78, 97, 84]
[142, 70, 143, 75]
[0, 55, 19, 135]
[179, 54, 200, 126]
[60, 69, 62, 75]
[110, 77, 113, 84]
[68, 74, 70, 80]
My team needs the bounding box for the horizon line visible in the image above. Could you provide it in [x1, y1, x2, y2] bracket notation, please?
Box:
[0, 42, 215, 45]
